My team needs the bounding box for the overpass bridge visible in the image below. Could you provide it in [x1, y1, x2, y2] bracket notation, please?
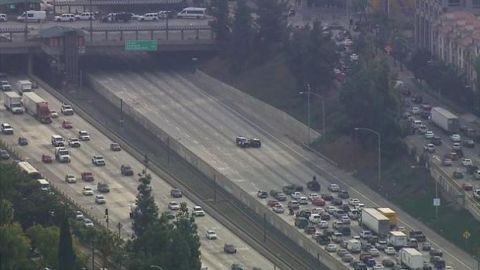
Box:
[0, 24, 215, 82]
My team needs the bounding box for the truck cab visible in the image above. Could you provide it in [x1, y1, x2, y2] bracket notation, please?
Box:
[55, 147, 70, 163]
[51, 135, 65, 147]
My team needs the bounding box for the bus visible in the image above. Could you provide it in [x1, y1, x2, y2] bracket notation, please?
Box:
[17, 161, 41, 179]
[37, 179, 50, 191]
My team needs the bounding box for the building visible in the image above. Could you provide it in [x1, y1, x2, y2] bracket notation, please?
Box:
[415, 0, 480, 50]
[0, 0, 40, 13]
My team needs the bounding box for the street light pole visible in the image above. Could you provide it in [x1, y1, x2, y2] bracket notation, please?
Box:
[354, 127, 381, 188]
[299, 87, 326, 140]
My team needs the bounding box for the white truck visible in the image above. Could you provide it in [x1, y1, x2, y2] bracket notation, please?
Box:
[346, 239, 361, 253]
[361, 208, 390, 235]
[399, 248, 424, 269]
[388, 230, 408, 248]
[3, 91, 24, 114]
[55, 147, 70, 163]
[431, 107, 459, 133]
[16, 80, 33, 94]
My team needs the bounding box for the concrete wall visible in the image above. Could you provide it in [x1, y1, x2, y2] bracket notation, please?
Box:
[87, 74, 349, 270]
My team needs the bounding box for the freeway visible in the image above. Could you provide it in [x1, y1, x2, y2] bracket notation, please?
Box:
[0, 78, 274, 270]
[89, 68, 476, 269]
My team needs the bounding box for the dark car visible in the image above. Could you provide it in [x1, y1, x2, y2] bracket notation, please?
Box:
[120, 165, 134, 176]
[257, 190, 268, 199]
[321, 193, 333, 201]
[412, 95, 423, 104]
[382, 259, 395, 267]
[282, 184, 304, 195]
[110, 142, 121, 151]
[170, 188, 182, 198]
[231, 264, 245, 270]
[0, 149, 9, 160]
[224, 244, 237, 254]
[452, 170, 464, 179]
[97, 182, 110, 193]
[18, 137, 28, 146]
[307, 178, 321, 191]
[81, 172, 94, 182]
[431, 136, 442, 145]
[338, 190, 349, 199]
[316, 235, 330, 245]
[332, 198, 343, 206]
[320, 213, 331, 220]
[249, 138, 261, 148]
[463, 139, 475, 148]
[410, 230, 426, 242]
[429, 249, 443, 257]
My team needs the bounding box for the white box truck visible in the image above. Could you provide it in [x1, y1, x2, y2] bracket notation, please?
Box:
[3, 91, 24, 114]
[431, 107, 459, 133]
[17, 10, 46, 22]
[16, 80, 33, 94]
[361, 208, 390, 235]
[399, 248, 423, 269]
[388, 231, 408, 248]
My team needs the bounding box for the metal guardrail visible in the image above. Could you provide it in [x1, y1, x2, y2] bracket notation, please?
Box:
[54, 0, 183, 5]
[81, 25, 211, 32]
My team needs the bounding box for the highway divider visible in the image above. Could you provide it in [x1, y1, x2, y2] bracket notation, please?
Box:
[86, 73, 350, 270]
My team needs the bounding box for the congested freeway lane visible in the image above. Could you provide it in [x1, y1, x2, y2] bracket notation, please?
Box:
[90, 69, 476, 269]
[0, 79, 274, 270]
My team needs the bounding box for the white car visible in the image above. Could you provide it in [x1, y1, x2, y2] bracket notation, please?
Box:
[1, 123, 13, 134]
[61, 103, 74, 115]
[272, 204, 284, 213]
[373, 264, 384, 270]
[75, 210, 84, 220]
[451, 134, 461, 142]
[298, 196, 308, 205]
[328, 183, 340, 192]
[348, 198, 360, 206]
[92, 155, 106, 166]
[78, 130, 90, 141]
[137, 12, 158, 21]
[75, 12, 95, 20]
[206, 230, 217, 240]
[326, 205, 337, 214]
[84, 218, 94, 227]
[369, 247, 380, 257]
[350, 53, 359, 61]
[309, 213, 322, 223]
[55, 13, 76, 22]
[65, 174, 77, 183]
[411, 106, 420, 114]
[318, 220, 329, 229]
[425, 130, 434, 139]
[192, 206, 205, 217]
[82, 186, 94, 196]
[95, 194, 106, 204]
[50, 110, 59, 118]
[325, 243, 337, 252]
[308, 193, 319, 201]
[68, 138, 81, 147]
[0, 14, 7, 22]
[291, 191, 302, 199]
[462, 158, 473, 167]
[168, 201, 180, 210]
[384, 246, 396, 255]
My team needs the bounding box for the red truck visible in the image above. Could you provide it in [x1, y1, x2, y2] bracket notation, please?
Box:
[22, 92, 52, 124]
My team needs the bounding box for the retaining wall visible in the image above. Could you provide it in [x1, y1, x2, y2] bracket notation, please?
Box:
[87, 74, 349, 270]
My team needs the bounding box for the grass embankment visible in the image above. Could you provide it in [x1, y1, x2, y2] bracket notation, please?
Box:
[201, 55, 480, 254]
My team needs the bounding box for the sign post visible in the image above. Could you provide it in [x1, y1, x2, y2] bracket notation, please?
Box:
[125, 40, 158, 52]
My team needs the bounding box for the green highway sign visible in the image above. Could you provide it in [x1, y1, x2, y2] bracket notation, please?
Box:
[125, 40, 157, 52]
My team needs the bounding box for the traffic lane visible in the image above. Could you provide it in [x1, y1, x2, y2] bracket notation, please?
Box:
[94, 70, 319, 192]
[0, 87, 274, 270]
[91, 70, 476, 268]
[1, 18, 211, 29]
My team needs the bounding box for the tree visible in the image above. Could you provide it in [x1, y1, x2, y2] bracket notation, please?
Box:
[174, 208, 201, 270]
[0, 199, 13, 225]
[132, 174, 159, 237]
[27, 224, 60, 269]
[210, 0, 230, 42]
[229, 0, 254, 71]
[285, 21, 338, 92]
[58, 216, 76, 270]
[96, 230, 122, 269]
[255, 0, 288, 54]
[0, 223, 33, 269]
[339, 57, 403, 156]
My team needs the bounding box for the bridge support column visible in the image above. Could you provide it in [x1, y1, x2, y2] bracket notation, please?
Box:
[27, 52, 33, 76]
[64, 31, 79, 85]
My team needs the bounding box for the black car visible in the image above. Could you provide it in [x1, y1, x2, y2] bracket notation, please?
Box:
[382, 259, 395, 267]
[321, 194, 333, 201]
[170, 188, 182, 198]
[429, 248, 443, 257]
[120, 165, 134, 176]
[224, 244, 237, 254]
[257, 190, 268, 199]
[0, 149, 9, 160]
[431, 136, 442, 145]
[338, 190, 349, 199]
[18, 137, 28, 146]
[452, 170, 464, 179]
[332, 198, 343, 206]
[307, 178, 321, 191]
[282, 184, 303, 195]
[463, 139, 475, 148]
[97, 182, 110, 193]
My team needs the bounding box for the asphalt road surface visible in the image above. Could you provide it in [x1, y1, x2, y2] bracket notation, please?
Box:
[0, 78, 274, 270]
[89, 69, 476, 269]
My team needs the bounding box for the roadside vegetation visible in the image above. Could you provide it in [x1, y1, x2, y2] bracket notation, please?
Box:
[0, 159, 201, 269]
[205, 0, 480, 257]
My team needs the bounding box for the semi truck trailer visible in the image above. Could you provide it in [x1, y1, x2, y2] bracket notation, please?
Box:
[431, 107, 459, 133]
[22, 92, 51, 124]
[361, 208, 390, 235]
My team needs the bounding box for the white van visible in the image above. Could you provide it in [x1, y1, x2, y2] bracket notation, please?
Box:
[17, 10, 46, 22]
[177, 7, 206, 19]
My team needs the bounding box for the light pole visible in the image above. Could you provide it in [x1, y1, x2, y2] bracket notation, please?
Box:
[299, 84, 326, 143]
[354, 127, 381, 188]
